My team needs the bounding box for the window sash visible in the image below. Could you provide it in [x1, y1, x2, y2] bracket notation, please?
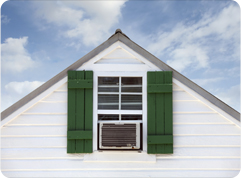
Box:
[98, 76, 143, 111]
[93, 71, 147, 152]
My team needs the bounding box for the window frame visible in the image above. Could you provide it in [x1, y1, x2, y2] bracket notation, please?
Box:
[93, 71, 147, 152]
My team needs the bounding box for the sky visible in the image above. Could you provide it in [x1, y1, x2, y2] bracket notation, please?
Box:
[1, 0, 240, 112]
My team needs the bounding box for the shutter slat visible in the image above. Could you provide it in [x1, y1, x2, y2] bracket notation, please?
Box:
[147, 71, 173, 154]
[75, 71, 85, 153]
[156, 72, 165, 153]
[67, 130, 92, 139]
[147, 72, 156, 154]
[148, 84, 172, 93]
[148, 135, 173, 144]
[67, 71, 77, 153]
[84, 71, 93, 153]
[164, 71, 173, 153]
[68, 80, 93, 89]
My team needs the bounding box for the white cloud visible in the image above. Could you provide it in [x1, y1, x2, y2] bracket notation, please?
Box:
[2, 81, 44, 111]
[1, 37, 36, 73]
[5, 81, 44, 95]
[34, 1, 127, 46]
[1, 15, 10, 24]
[167, 44, 209, 72]
[147, 3, 239, 72]
[192, 77, 226, 87]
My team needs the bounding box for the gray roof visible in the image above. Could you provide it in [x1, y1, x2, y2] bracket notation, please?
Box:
[1, 29, 240, 121]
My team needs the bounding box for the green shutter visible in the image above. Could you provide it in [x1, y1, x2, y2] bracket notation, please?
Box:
[147, 71, 173, 154]
[67, 70, 93, 153]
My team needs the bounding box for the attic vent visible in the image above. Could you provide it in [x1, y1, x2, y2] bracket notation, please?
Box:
[99, 123, 140, 149]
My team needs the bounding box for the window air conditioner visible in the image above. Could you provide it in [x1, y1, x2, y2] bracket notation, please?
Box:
[99, 123, 140, 149]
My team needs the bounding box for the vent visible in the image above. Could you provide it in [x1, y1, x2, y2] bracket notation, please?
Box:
[99, 123, 140, 149]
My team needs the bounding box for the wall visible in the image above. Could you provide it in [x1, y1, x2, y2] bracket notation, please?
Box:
[1, 81, 240, 177]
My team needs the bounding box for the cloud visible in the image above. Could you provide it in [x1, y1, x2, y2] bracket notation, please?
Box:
[1, 15, 10, 24]
[2, 81, 44, 111]
[192, 77, 226, 87]
[5, 81, 44, 95]
[1, 37, 36, 73]
[215, 85, 240, 112]
[167, 44, 209, 72]
[147, 3, 239, 72]
[33, 1, 127, 46]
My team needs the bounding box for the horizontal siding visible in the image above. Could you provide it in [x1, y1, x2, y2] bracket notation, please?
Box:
[2, 147, 240, 160]
[96, 58, 144, 64]
[1, 148, 83, 159]
[1, 135, 240, 148]
[56, 83, 67, 91]
[8, 114, 67, 125]
[1, 76, 240, 178]
[2, 124, 239, 136]
[174, 135, 240, 146]
[23, 100, 214, 114]
[7, 113, 230, 126]
[42, 91, 67, 102]
[41, 90, 197, 102]
[1, 137, 66, 148]
[2, 159, 240, 170]
[2, 170, 239, 178]
[24, 102, 67, 114]
[173, 113, 230, 123]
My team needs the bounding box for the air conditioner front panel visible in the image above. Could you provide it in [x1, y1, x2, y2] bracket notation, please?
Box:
[99, 123, 140, 149]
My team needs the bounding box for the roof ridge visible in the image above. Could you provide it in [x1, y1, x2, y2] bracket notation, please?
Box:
[108, 28, 130, 40]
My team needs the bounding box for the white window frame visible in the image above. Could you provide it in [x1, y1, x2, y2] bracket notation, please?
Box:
[93, 71, 147, 152]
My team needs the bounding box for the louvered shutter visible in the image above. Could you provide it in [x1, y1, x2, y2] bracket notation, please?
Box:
[67, 70, 93, 153]
[147, 71, 173, 154]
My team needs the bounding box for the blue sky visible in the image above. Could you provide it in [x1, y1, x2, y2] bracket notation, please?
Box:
[1, 0, 240, 112]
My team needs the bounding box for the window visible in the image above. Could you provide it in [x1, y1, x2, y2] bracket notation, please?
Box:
[97, 76, 143, 150]
[67, 70, 173, 154]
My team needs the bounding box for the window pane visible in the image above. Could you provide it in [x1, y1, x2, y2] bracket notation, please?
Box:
[98, 94, 119, 110]
[98, 77, 119, 92]
[98, 114, 119, 121]
[121, 115, 142, 120]
[121, 95, 142, 110]
[121, 77, 142, 93]
[122, 77, 142, 85]
[121, 87, 142, 93]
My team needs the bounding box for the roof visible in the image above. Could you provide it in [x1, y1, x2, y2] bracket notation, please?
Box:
[1, 29, 240, 121]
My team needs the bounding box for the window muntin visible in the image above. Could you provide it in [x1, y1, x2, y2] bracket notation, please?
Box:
[98, 77, 142, 111]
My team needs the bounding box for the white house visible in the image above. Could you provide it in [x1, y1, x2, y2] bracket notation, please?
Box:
[1, 29, 240, 177]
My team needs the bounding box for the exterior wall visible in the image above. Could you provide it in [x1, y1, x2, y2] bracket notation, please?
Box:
[1, 81, 240, 177]
[1, 42, 240, 177]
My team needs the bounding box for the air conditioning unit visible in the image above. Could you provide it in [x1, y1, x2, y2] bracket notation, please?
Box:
[99, 123, 140, 149]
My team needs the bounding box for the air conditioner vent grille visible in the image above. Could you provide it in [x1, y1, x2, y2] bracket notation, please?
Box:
[101, 124, 136, 147]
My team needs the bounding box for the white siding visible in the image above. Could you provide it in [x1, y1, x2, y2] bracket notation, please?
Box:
[2, 81, 240, 177]
[1, 43, 240, 177]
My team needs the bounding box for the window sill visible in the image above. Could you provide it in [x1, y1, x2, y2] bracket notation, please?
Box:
[83, 151, 156, 163]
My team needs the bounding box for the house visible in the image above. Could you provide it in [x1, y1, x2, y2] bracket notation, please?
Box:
[1, 29, 240, 177]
